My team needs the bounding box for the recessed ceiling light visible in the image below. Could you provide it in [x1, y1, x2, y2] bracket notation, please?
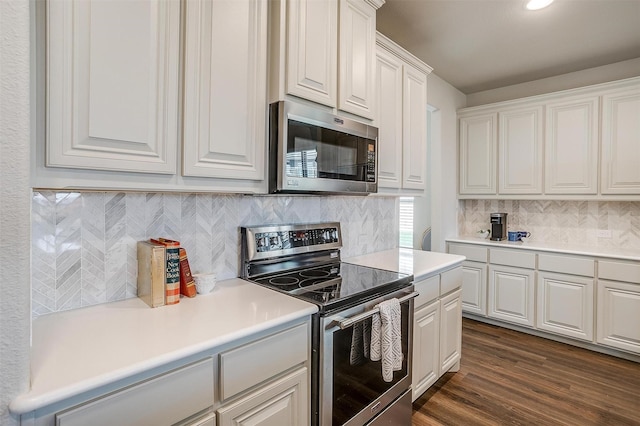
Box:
[526, 0, 554, 10]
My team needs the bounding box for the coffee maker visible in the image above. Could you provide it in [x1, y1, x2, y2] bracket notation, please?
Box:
[490, 213, 507, 241]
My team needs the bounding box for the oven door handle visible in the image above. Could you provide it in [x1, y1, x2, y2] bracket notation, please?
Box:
[335, 291, 419, 330]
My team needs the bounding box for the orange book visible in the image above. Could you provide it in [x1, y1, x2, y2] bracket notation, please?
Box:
[150, 238, 181, 305]
[179, 248, 197, 298]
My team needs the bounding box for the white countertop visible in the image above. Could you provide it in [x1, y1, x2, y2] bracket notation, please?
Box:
[10, 278, 317, 415]
[447, 237, 640, 262]
[344, 248, 465, 281]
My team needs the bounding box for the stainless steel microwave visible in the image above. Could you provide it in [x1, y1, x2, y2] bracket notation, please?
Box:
[268, 101, 378, 195]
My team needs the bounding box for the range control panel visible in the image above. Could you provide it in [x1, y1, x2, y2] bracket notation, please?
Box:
[255, 227, 339, 253]
[242, 222, 343, 262]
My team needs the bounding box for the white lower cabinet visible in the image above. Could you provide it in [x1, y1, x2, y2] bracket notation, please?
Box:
[448, 241, 640, 360]
[460, 261, 487, 316]
[488, 265, 535, 327]
[597, 260, 640, 355]
[537, 271, 594, 341]
[56, 358, 215, 426]
[217, 367, 308, 426]
[412, 299, 440, 400]
[411, 268, 463, 402]
[439, 289, 462, 376]
[32, 322, 310, 426]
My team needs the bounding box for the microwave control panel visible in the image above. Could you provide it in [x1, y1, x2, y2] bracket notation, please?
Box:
[366, 143, 376, 182]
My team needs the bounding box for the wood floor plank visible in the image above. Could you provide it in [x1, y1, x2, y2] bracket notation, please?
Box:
[412, 319, 640, 426]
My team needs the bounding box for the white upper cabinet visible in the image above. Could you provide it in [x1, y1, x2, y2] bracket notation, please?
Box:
[183, 0, 267, 180]
[457, 77, 640, 200]
[338, 0, 377, 119]
[39, 0, 269, 192]
[498, 106, 543, 194]
[375, 47, 404, 188]
[545, 96, 599, 194]
[459, 113, 497, 195]
[270, 0, 381, 120]
[46, 0, 180, 174]
[376, 33, 432, 192]
[600, 87, 640, 194]
[285, 0, 338, 108]
[402, 63, 428, 190]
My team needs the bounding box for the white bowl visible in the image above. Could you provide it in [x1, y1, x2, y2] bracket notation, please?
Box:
[478, 231, 490, 239]
[519, 236, 531, 243]
[193, 273, 217, 294]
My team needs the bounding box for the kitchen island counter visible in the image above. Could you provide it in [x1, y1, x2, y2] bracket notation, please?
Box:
[344, 248, 465, 281]
[10, 278, 317, 416]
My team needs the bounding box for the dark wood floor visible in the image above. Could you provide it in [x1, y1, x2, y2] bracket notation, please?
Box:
[412, 318, 640, 426]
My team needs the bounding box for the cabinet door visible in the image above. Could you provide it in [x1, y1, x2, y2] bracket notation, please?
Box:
[498, 106, 543, 194]
[461, 261, 487, 316]
[459, 113, 498, 194]
[46, 0, 180, 174]
[375, 47, 403, 189]
[56, 358, 214, 426]
[597, 280, 640, 355]
[439, 290, 462, 376]
[338, 0, 376, 119]
[601, 88, 640, 194]
[183, 0, 267, 180]
[402, 63, 428, 190]
[488, 265, 535, 327]
[545, 96, 599, 194]
[412, 300, 440, 401]
[286, 0, 337, 107]
[217, 367, 308, 426]
[537, 271, 594, 341]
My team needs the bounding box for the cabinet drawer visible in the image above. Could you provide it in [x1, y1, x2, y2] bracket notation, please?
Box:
[441, 267, 463, 295]
[490, 248, 535, 269]
[56, 358, 214, 426]
[538, 253, 594, 277]
[414, 275, 439, 307]
[598, 260, 640, 284]
[449, 243, 487, 263]
[219, 324, 308, 400]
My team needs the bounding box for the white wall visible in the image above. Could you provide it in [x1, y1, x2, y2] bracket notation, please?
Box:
[466, 57, 640, 107]
[425, 73, 466, 253]
[0, 0, 32, 424]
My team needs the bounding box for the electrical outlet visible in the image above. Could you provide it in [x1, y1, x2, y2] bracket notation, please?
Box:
[596, 229, 612, 238]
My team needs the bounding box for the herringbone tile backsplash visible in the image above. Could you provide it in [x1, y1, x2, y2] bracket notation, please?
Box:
[458, 200, 640, 249]
[31, 192, 399, 317]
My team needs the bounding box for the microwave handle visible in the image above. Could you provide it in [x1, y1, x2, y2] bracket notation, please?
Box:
[335, 291, 419, 330]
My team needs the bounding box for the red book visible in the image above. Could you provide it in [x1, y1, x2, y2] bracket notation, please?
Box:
[179, 248, 197, 298]
[150, 238, 181, 305]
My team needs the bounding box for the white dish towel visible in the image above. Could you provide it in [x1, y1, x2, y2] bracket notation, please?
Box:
[370, 298, 403, 382]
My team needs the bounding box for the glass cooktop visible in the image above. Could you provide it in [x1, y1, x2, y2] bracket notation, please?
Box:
[249, 262, 413, 313]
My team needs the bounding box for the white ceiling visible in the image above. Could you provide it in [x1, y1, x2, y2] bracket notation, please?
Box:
[376, 0, 640, 94]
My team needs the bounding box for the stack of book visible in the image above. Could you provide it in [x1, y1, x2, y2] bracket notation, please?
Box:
[137, 238, 197, 308]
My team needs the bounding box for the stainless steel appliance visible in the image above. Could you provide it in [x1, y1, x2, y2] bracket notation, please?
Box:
[269, 101, 378, 195]
[490, 212, 508, 241]
[241, 223, 416, 426]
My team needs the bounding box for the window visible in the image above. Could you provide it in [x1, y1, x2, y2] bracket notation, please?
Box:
[399, 197, 414, 248]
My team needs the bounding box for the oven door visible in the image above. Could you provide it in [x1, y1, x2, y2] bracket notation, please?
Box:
[318, 287, 416, 426]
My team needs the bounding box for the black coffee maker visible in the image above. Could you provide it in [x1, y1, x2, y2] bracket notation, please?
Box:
[490, 213, 507, 241]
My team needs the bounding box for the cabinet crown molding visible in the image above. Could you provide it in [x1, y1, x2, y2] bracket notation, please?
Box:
[376, 31, 433, 76]
[364, 0, 385, 10]
[458, 75, 640, 114]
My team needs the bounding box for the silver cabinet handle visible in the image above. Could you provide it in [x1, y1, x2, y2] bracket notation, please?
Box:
[336, 291, 419, 330]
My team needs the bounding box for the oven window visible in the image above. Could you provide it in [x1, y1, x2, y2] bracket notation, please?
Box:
[286, 120, 371, 181]
[331, 303, 409, 425]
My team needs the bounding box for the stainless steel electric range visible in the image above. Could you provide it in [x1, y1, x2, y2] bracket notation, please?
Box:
[241, 222, 417, 426]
